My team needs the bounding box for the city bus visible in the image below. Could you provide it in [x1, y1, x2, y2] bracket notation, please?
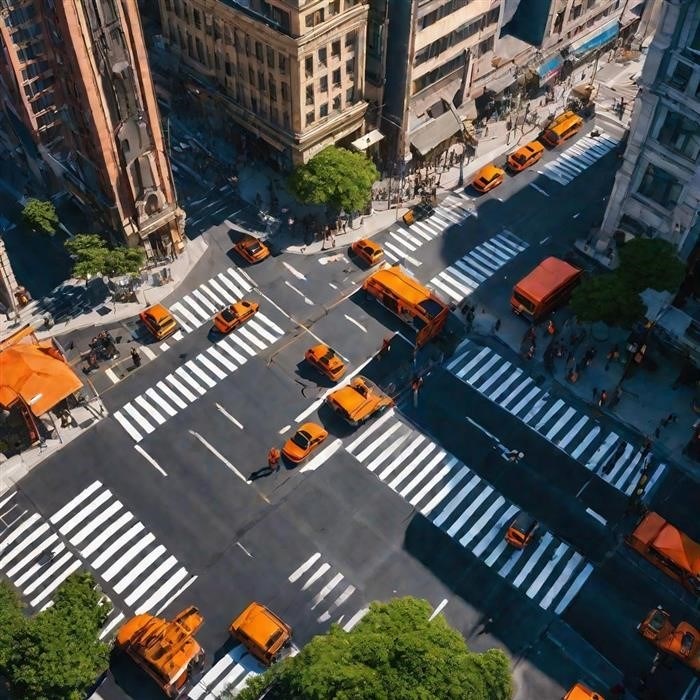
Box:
[362, 266, 449, 346]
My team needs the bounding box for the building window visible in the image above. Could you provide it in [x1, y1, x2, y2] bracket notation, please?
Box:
[637, 164, 683, 209]
[570, 3, 582, 19]
[332, 40, 341, 58]
[305, 56, 313, 77]
[345, 30, 356, 48]
[346, 86, 354, 103]
[320, 103, 328, 117]
[319, 47, 327, 66]
[305, 9, 324, 27]
[306, 85, 315, 105]
[333, 95, 341, 111]
[271, 107, 279, 124]
[245, 36, 251, 56]
[281, 82, 289, 100]
[329, 0, 340, 16]
[657, 111, 700, 161]
[279, 54, 287, 73]
[251, 97, 258, 114]
[478, 36, 494, 55]
[193, 8, 201, 29]
[249, 66, 255, 85]
[196, 37, 205, 64]
[258, 71, 265, 90]
[255, 42, 264, 62]
[307, 111, 315, 125]
[332, 68, 341, 86]
[267, 46, 275, 68]
[269, 75, 277, 101]
[225, 60, 232, 76]
[346, 57, 355, 75]
[320, 76, 328, 92]
[283, 112, 290, 128]
[669, 62, 691, 91]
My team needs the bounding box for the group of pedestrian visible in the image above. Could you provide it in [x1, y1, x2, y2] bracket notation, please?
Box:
[461, 303, 477, 332]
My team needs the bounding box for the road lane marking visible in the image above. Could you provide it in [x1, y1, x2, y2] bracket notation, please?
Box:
[141, 346, 157, 360]
[188, 430, 248, 484]
[279, 424, 291, 435]
[289, 553, 321, 582]
[429, 598, 448, 621]
[528, 183, 550, 197]
[236, 542, 253, 558]
[585, 507, 607, 525]
[300, 439, 342, 472]
[216, 403, 243, 429]
[282, 261, 307, 280]
[284, 280, 314, 305]
[134, 445, 167, 476]
[342, 607, 369, 631]
[105, 368, 120, 384]
[344, 314, 367, 332]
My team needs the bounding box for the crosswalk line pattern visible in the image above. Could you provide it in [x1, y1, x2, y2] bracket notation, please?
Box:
[381, 193, 474, 265]
[169, 267, 254, 334]
[113, 310, 286, 442]
[447, 340, 667, 496]
[428, 230, 528, 303]
[345, 410, 593, 615]
[0, 484, 196, 638]
[539, 131, 620, 186]
[188, 644, 266, 699]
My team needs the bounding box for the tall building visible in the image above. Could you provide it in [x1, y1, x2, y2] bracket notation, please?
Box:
[155, 0, 369, 167]
[0, 0, 185, 258]
[600, 0, 700, 259]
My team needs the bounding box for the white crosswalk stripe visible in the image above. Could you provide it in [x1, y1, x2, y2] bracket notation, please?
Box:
[380, 193, 473, 264]
[447, 340, 668, 496]
[428, 230, 528, 303]
[0, 485, 196, 639]
[113, 311, 286, 442]
[539, 131, 620, 186]
[346, 415, 592, 614]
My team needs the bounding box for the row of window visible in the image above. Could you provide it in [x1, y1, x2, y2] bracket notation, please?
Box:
[669, 60, 700, 96]
[414, 9, 499, 66]
[307, 89, 354, 125]
[420, 0, 477, 30]
[304, 0, 360, 28]
[306, 59, 355, 86]
[303, 35, 356, 77]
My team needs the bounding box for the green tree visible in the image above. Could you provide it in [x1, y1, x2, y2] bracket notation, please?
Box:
[289, 146, 379, 214]
[231, 597, 512, 700]
[65, 233, 144, 280]
[102, 246, 145, 277]
[571, 238, 685, 328]
[21, 198, 59, 235]
[4, 572, 111, 700]
[0, 580, 26, 668]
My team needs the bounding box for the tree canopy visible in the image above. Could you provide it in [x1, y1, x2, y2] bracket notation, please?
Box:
[0, 572, 111, 700]
[571, 238, 685, 328]
[65, 233, 145, 281]
[22, 198, 59, 235]
[288, 146, 379, 214]
[231, 597, 512, 700]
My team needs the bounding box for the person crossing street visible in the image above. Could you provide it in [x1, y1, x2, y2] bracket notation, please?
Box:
[268, 447, 281, 471]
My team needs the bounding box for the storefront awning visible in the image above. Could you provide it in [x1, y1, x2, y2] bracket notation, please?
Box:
[350, 129, 385, 151]
[536, 54, 563, 81]
[485, 69, 517, 96]
[410, 111, 462, 157]
[570, 19, 619, 57]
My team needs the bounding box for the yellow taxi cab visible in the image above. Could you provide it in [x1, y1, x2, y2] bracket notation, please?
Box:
[563, 682, 605, 700]
[505, 512, 539, 549]
[305, 344, 346, 382]
[326, 376, 394, 426]
[350, 238, 384, 267]
[233, 235, 270, 264]
[212, 299, 259, 334]
[229, 602, 292, 666]
[139, 304, 179, 340]
[472, 164, 505, 193]
[506, 141, 545, 173]
[282, 422, 329, 463]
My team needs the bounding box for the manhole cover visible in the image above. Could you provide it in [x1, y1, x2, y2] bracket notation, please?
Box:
[95, 306, 112, 316]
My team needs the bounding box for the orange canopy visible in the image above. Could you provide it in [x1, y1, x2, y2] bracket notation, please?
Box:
[0, 341, 83, 416]
[654, 523, 700, 575]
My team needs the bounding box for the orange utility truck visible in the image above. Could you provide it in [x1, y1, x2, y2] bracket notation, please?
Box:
[363, 266, 449, 347]
[638, 606, 700, 672]
[229, 602, 292, 666]
[625, 512, 700, 595]
[115, 606, 205, 697]
[511, 257, 582, 323]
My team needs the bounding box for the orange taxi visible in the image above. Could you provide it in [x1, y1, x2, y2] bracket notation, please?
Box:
[350, 239, 384, 267]
[563, 683, 605, 700]
[233, 235, 270, 264]
[139, 304, 178, 340]
[282, 423, 329, 463]
[305, 344, 346, 382]
[505, 512, 539, 549]
[472, 164, 505, 193]
[506, 141, 544, 173]
[212, 299, 259, 334]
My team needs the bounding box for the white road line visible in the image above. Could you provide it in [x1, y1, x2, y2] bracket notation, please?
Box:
[310, 572, 344, 609]
[553, 563, 593, 615]
[289, 553, 322, 582]
[189, 430, 248, 483]
[216, 403, 243, 429]
[429, 598, 448, 621]
[105, 368, 120, 384]
[113, 545, 166, 594]
[113, 411, 142, 442]
[284, 280, 314, 305]
[91, 523, 146, 568]
[141, 346, 157, 360]
[49, 481, 102, 524]
[164, 374, 197, 403]
[155, 381, 188, 410]
[99, 612, 125, 640]
[301, 562, 331, 590]
[122, 402, 155, 434]
[344, 314, 367, 332]
[81, 511, 134, 558]
[342, 607, 369, 631]
[145, 388, 177, 417]
[101, 534, 156, 582]
[134, 445, 168, 476]
[58, 490, 111, 536]
[300, 439, 342, 472]
[154, 574, 198, 616]
[134, 395, 166, 425]
[585, 508, 607, 525]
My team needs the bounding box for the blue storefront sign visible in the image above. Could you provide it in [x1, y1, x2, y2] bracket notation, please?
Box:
[536, 54, 563, 83]
[570, 20, 619, 57]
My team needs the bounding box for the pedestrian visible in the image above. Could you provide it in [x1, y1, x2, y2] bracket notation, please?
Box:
[526, 344, 535, 360]
[661, 412, 677, 427]
[493, 318, 501, 332]
[605, 344, 620, 370]
[411, 375, 423, 407]
[546, 319, 556, 335]
[641, 437, 652, 457]
[476, 616, 493, 635]
[267, 447, 281, 471]
[566, 350, 575, 368]
[598, 389, 608, 407]
[131, 347, 142, 368]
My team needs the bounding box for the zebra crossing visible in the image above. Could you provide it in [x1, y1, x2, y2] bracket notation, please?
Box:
[188, 645, 266, 700]
[345, 410, 593, 615]
[0, 483, 196, 640]
[381, 193, 474, 266]
[539, 131, 620, 186]
[446, 340, 667, 496]
[113, 309, 286, 442]
[428, 230, 528, 303]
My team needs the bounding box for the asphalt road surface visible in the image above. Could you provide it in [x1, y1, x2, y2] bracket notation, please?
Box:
[8, 120, 700, 700]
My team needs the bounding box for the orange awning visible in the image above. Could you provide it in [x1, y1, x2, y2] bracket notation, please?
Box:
[0, 343, 83, 416]
[655, 524, 700, 575]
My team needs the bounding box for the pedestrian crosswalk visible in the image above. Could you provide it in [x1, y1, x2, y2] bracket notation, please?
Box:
[0, 483, 196, 640]
[113, 309, 286, 442]
[446, 340, 667, 496]
[169, 267, 257, 334]
[428, 230, 528, 303]
[188, 645, 266, 700]
[539, 131, 620, 186]
[381, 193, 474, 266]
[345, 410, 593, 615]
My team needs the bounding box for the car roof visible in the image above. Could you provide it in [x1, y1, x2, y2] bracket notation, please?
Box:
[478, 164, 502, 178]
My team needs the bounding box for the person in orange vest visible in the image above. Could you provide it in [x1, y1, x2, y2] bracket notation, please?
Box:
[267, 447, 281, 471]
[546, 319, 556, 335]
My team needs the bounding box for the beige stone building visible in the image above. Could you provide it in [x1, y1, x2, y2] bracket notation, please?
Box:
[156, 0, 370, 166]
[0, 0, 185, 258]
[600, 0, 699, 259]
